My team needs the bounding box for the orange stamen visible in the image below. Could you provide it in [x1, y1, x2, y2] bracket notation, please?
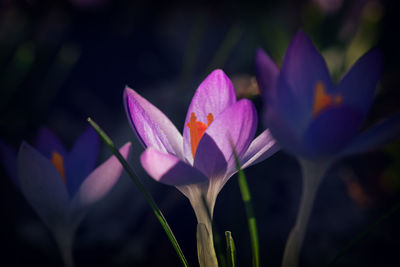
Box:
[51, 151, 66, 183]
[313, 81, 342, 116]
[186, 112, 214, 158]
[207, 113, 214, 126]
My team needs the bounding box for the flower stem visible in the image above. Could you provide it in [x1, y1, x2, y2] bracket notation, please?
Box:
[200, 195, 226, 267]
[55, 230, 75, 267]
[191, 195, 219, 267]
[197, 222, 219, 267]
[328, 199, 400, 266]
[88, 118, 189, 267]
[281, 158, 330, 267]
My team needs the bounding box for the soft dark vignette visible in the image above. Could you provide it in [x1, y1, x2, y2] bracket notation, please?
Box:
[1, 0, 400, 266]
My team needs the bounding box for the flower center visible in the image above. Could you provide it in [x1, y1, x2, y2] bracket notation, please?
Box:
[186, 112, 214, 158]
[51, 151, 66, 183]
[313, 81, 342, 116]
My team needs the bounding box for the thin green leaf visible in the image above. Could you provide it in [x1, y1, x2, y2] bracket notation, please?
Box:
[88, 118, 188, 267]
[225, 231, 236, 267]
[231, 142, 260, 267]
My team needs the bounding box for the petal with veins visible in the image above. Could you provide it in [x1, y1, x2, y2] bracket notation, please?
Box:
[241, 129, 279, 169]
[183, 70, 236, 163]
[124, 87, 183, 158]
[194, 99, 257, 182]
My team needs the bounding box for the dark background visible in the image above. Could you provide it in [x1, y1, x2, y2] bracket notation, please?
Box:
[1, 0, 400, 266]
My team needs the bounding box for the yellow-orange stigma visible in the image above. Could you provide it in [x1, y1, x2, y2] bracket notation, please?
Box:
[51, 151, 66, 183]
[313, 81, 343, 116]
[186, 112, 214, 158]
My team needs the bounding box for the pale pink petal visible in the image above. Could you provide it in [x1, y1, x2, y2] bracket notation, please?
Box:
[124, 87, 183, 158]
[194, 99, 257, 180]
[241, 129, 279, 169]
[183, 70, 237, 163]
[141, 147, 208, 186]
[71, 142, 131, 209]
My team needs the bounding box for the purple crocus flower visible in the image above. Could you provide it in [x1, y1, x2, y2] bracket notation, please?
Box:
[11, 127, 130, 267]
[256, 30, 400, 161]
[255, 30, 400, 267]
[124, 69, 278, 263]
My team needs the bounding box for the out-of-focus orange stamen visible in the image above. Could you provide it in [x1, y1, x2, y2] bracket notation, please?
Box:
[51, 151, 66, 183]
[186, 112, 214, 158]
[313, 81, 342, 116]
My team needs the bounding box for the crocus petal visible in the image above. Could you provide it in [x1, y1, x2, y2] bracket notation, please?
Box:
[0, 140, 18, 185]
[265, 102, 306, 156]
[194, 99, 257, 180]
[66, 127, 99, 196]
[278, 30, 334, 132]
[241, 129, 279, 169]
[71, 142, 131, 209]
[339, 112, 400, 157]
[34, 127, 67, 159]
[17, 142, 69, 231]
[183, 69, 237, 163]
[141, 147, 208, 186]
[271, 73, 310, 137]
[255, 48, 280, 104]
[124, 87, 183, 158]
[337, 49, 382, 116]
[301, 106, 364, 158]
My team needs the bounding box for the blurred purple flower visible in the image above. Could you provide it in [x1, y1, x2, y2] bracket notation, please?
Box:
[18, 127, 130, 230]
[124, 69, 278, 225]
[255, 30, 400, 161]
[256, 30, 400, 267]
[2, 127, 130, 266]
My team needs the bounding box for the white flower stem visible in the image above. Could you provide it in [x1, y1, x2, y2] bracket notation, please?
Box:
[191, 195, 219, 267]
[178, 183, 219, 267]
[281, 158, 331, 267]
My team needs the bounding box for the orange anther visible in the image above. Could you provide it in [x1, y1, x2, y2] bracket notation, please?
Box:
[51, 151, 66, 183]
[313, 81, 342, 116]
[186, 112, 214, 158]
[207, 113, 214, 126]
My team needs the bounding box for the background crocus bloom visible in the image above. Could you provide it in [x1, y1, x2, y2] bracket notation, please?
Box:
[124, 69, 278, 263]
[16, 127, 131, 267]
[256, 30, 400, 160]
[255, 30, 400, 267]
